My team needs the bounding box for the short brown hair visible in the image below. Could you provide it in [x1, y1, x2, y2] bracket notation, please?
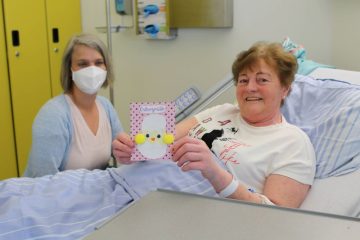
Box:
[60, 33, 114, 93]
[232, 42, 298, 89]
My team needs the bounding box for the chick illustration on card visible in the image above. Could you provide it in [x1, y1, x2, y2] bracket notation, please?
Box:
[134, 114, 174, 159]
[130, 102, 175, 161]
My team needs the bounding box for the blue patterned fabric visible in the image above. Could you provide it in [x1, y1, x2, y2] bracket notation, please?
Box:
[282, 75, 360, 178]
[0, 160, 218, 240]
[0, 169, 136, 240]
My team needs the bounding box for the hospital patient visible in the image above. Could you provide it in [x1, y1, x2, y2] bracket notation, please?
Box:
[0, 42, 315, 239]
[24, 33, 123, 177]
[113, 41, 316, 207]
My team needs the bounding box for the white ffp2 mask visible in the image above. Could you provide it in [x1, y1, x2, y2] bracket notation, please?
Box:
[72, 66, 107, 94]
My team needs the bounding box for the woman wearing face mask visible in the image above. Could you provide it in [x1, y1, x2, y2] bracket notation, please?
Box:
[23, 33, 123, 177]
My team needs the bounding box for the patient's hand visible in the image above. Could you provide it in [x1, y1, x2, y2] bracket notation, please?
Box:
[112, 132, 135, 164]
[172, 136, 224, 181]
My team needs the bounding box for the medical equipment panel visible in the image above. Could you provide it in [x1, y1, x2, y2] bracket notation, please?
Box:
[174, 86, 201, 120]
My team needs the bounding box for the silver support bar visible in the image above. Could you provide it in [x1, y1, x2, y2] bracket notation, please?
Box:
[176, 73, 234, 122]
[105, 0, 114, 105]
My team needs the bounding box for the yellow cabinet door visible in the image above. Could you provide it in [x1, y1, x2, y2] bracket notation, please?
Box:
[0, 2, 18, 180]
[3, 0, 52, 175]
[46, 0, 82, 97]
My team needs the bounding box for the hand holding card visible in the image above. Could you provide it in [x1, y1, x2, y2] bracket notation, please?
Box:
[130, 102, 175, 161]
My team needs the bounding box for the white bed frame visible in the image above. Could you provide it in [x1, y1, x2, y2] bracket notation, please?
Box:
[299, 68, 360, 218]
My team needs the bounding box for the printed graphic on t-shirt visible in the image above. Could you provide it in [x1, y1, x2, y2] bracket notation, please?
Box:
[189, 119, 250, 165]
[201, 129, 224, 149]
[215, 139, 250, 165]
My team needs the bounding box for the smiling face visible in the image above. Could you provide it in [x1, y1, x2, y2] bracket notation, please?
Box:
[235, 59, 289, 126]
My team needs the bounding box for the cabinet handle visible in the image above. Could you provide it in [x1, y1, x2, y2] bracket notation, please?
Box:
[52, 28, 59, 43]
[11, 30, 20, 46]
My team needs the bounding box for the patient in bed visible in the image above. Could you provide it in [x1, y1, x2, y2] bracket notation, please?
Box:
[3, 40, 360, 240]
[113, 41, 315, 207]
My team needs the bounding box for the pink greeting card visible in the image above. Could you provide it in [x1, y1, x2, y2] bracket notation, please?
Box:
[130, 102, 175, 161]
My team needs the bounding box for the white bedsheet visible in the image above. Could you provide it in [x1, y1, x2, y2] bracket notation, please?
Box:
[310, 67, 360, 85]
[300, 168, 360, 217]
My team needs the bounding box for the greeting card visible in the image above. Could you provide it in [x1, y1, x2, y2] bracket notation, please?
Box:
[130, 101, 175, 161]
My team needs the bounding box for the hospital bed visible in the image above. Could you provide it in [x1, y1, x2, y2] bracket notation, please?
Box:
[85, 189, 360, 240]
[1, 65, 360, 239]
[298, 67, 360, 216]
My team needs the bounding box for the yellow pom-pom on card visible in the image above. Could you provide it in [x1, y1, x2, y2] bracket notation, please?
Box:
[134, 133, 146, 144]
[162, 133, 174, 145]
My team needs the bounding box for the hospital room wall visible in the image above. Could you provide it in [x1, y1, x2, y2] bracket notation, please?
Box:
[332, 0, 360, 71]
[81, 0, 353, 131]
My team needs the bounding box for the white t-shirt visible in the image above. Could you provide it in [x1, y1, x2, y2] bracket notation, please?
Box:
[192, 103, 316, 193]
[65, 95, 112, 170]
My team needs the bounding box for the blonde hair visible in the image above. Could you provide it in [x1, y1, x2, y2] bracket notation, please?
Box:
[60, 33, 114, 93]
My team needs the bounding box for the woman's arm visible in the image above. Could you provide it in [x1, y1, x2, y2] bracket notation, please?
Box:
[112, 132, 134, 164]
[24, 104, 69, 177]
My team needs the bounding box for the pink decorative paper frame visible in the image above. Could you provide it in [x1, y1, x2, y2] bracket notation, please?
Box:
[130, 101, 175, 161]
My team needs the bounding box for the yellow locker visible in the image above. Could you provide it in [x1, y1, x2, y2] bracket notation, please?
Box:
[0, 2, 18, 180]
[46, 0, 82, 96]
[2, 0, 82, 176]
[3, 0, 52, 176]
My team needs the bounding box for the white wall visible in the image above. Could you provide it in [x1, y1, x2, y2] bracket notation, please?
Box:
[332, 0, 360, 71]
[80, 0, 356, 131]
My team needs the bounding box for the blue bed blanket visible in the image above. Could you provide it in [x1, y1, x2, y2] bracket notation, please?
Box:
[282, 75, 360, 178]
[0, 160, 218, 240]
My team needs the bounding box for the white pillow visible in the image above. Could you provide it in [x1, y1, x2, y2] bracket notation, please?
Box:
[281, 74, 360, 178]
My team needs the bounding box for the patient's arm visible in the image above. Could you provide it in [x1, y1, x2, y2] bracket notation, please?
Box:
[262, 174, 310, 208]
[224, 174, 310, 208]
[172, 135, 311, 208]
[175, 117, 198, 140]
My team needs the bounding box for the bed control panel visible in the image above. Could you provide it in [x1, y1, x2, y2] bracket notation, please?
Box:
[175, 86, 201, 120]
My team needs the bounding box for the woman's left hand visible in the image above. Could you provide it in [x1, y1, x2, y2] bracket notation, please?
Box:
[172, 136, 223, 181]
